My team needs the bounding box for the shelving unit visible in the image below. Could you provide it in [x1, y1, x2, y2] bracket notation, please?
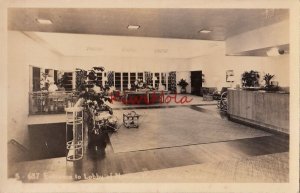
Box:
[64, 72, 73, 91]
[115, 72, 121, 90]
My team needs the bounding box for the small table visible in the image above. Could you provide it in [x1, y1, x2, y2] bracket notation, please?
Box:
[123, 111, 140, 128]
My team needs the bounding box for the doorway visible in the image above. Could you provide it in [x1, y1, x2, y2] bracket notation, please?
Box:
[191, 71, 202, 96]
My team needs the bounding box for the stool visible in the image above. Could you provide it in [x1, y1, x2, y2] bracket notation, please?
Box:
[65, 107, 84, 161]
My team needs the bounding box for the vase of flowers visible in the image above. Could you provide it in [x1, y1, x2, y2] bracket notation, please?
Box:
[133, 79, 146, 91]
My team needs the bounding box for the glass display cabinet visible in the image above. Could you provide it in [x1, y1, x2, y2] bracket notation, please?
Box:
[29, 91, 78, 115]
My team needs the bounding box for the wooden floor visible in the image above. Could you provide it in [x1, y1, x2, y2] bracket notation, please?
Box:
[11, 105, 289, 183]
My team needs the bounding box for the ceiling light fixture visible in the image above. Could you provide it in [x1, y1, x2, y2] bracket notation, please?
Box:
[36, 19, 53, 25]
[266, 47, 285, 56]
[127, 25, 140, 30]
[199, 29, 212, 34]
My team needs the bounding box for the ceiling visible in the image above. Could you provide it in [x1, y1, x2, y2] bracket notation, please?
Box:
[8, 8, 289, 41]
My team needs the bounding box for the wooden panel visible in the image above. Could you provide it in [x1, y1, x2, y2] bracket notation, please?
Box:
[238, 92, 248, 118]
[245, 91, 253, 119]
[227, 90, 289, 134]
[227, 90, 234, 115]
[28, 123, 66, 160]
[254, 92, 266, 123]
[228, 90, 240, 117]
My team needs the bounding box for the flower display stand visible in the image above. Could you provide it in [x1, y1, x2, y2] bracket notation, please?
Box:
[65, 107, 84, 161]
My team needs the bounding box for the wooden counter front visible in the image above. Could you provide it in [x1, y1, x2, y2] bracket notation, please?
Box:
[227, 89, 289, 134]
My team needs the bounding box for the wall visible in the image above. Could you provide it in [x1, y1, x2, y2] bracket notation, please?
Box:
[189, 47, 289, 91]
[59, 56, 189, 72]
[7, 31, 61, 148]
[226, 20, 289, 55]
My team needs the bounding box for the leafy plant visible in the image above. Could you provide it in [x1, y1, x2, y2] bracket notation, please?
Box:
[263, 73, 275, 87]
[75, 67, 115, 136]
[241, 70, 260, 87]
[177, 79, 189, 89]
[263, 73, 278, 91]
[40, 72, 50, 91]
[57, 73, 69, 89]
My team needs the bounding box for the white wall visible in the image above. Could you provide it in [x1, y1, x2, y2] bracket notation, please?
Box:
[226, 20, 289, 55]
[189, 48, 289, 90]
[7, 31, 61, 148]
[59, 56, 189, 72]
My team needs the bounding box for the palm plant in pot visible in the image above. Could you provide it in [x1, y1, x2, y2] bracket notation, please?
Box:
[263, 73, 278, 91]
[177, 79, 189, 94]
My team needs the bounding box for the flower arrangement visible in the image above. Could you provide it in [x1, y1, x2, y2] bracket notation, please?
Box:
[75, 67, 117, 139]
[40, 72, 50, 91]
[133, 79, 146, 90]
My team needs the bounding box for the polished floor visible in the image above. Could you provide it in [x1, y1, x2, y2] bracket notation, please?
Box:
[11, 103, 289, 183]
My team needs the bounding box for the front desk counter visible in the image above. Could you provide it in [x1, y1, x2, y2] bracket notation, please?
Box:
[227, 89, 289, 134]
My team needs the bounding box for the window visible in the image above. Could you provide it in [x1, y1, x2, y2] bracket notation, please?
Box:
[154, 73, 160, 89]
[138, 72, 143, 81]
[63, 72, 73, 91]
[122, 72, 129, 90]
[130, 73, 136, 85]
[115, 72, 121, 90]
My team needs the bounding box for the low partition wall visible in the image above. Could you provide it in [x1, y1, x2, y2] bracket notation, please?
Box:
[227, 89, 289, 134]
[29, 91, 78, 115]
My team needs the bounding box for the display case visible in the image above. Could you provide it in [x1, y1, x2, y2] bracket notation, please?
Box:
[29, 91, 78, 115]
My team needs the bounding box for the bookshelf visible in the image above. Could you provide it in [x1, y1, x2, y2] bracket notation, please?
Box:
[64, 72, 73, 91]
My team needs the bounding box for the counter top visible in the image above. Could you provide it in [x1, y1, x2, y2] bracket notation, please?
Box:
[228, 88, 289, 94]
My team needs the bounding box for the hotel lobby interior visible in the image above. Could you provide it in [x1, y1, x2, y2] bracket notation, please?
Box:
[6, 5, 292, 184]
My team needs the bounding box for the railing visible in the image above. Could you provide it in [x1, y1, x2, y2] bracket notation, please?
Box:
[29, 91, 78, 115]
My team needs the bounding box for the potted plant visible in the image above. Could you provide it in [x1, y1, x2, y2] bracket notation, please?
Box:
[177, 79, 189, 94]
[241, 70, 260, 89]
[75, 67, 117, 150]
[263, 73, 278, 91]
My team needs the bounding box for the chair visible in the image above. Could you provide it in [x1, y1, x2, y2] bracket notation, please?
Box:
[217, 91, 228, 112]
[213, 87, 229, 100]
[202, 87, 216, 101]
